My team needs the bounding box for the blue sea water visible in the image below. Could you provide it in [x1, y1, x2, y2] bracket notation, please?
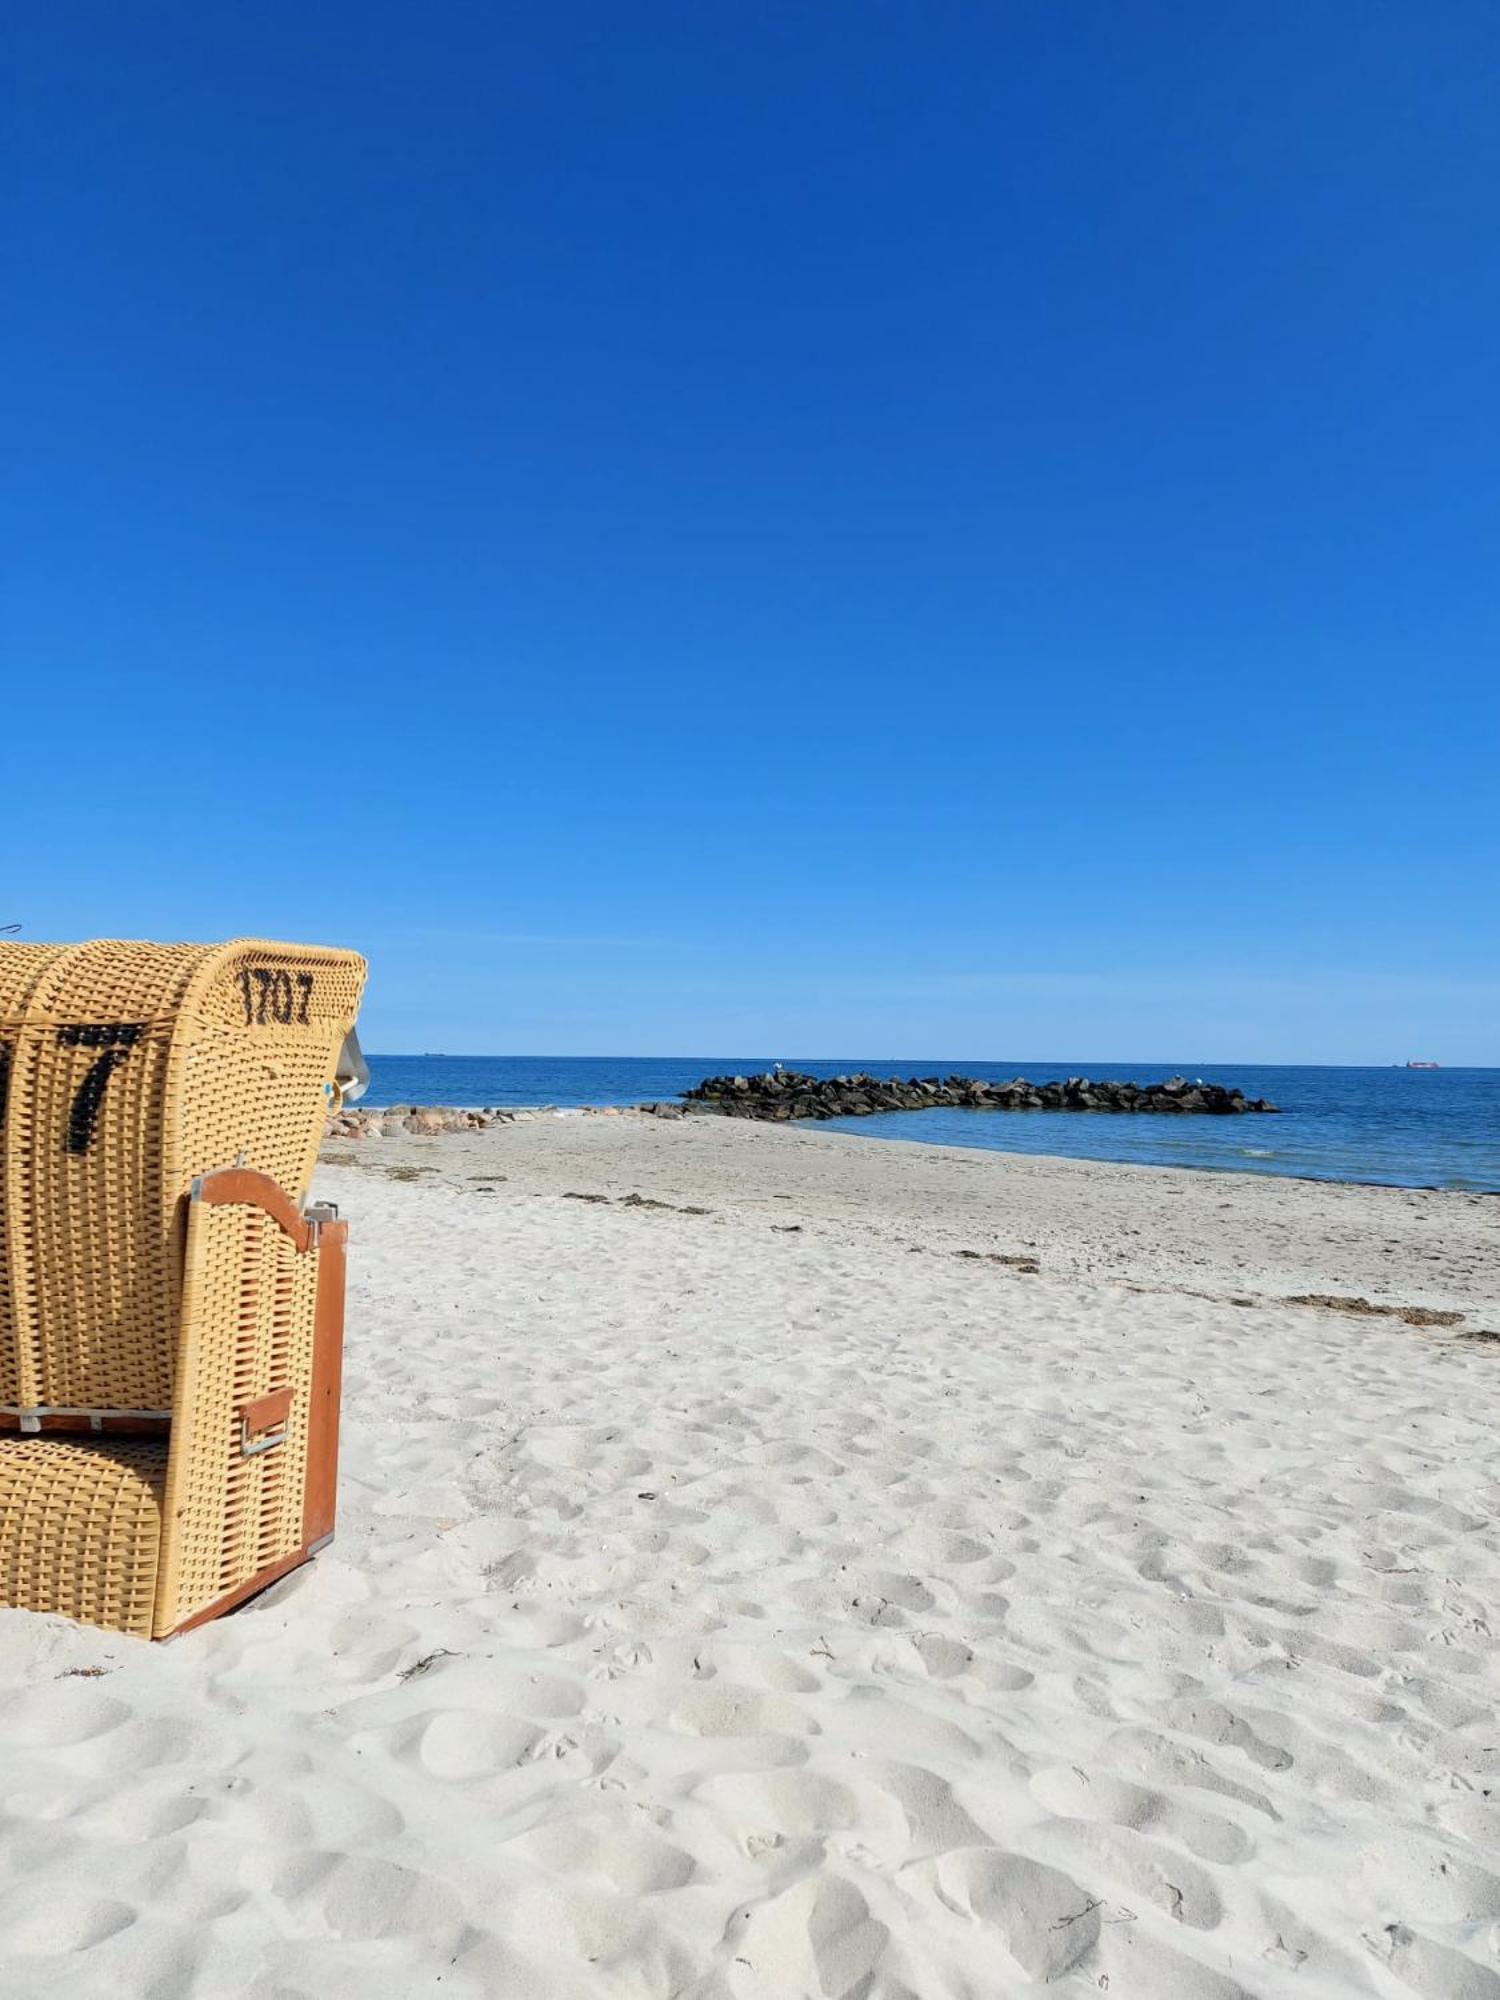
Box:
[361, 1056, 1500, 1192]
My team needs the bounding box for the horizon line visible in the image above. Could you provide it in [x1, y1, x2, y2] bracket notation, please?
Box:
[362, 1052, 1490, 1070]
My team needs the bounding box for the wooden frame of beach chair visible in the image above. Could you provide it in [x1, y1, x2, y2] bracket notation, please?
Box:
[0, 939, 366, 1639]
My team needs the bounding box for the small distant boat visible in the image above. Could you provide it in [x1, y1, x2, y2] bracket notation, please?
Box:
[1404, 1060, 1440, 1070]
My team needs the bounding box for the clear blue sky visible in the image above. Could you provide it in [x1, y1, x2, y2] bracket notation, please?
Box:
[6, 3, 1497, 1061]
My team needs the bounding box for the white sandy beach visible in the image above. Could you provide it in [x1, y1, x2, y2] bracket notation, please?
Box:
[0, 1115, 1497, 1999]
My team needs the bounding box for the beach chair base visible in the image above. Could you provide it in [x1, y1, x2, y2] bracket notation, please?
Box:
[161, 1533, 333, 1639]
[0, 1437, 168, 1638]
[0, 1170, 348, 1641]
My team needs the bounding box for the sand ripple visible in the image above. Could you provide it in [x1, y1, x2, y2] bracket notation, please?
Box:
[0, 1143, 1496, 1996]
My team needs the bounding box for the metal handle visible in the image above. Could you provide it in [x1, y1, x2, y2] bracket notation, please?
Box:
[238, 1388, 293, 1456]
[240, 1417, 287, 1456]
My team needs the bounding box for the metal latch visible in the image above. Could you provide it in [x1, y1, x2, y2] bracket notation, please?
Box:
[304, 1199, 339, 1245]
[238, 1387, 292, 1456]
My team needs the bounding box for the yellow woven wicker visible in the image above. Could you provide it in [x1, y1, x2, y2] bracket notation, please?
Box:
[0, 1437, 167, 1638]
[0, 938, 365, 1637]
[0, 939, 364, 1418]
[156, 1195, 321, 1631]
[0, 944, 67, 1409]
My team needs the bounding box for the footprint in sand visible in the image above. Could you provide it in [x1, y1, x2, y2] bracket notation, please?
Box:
[1154, 1695, 1294, 1772]
[1028, 1816, 1225, 1930]
[81, 1785, 214, 1841]
[695, 1767, 861, 1838]
[85, 1716, 230, 1779]
[670, 1684, 815, 1740]
[920, 1849, 1101, 1982]
[3, 1685, 130, 1748]
[706, 1643, 822, 1693]
[366, 1708, 543, 1780]
[268, 1851, 463, 1942]
[1364, 1920, 1500, 2000]
[233, 1774, 406, 1845]
[1030, 1764, 1254, 1865]
[1357, 1831, 1500, 1925]
[725, 1875, 892, 1997]
[509, 1814, 695, 1894]
[0, 1889, 136, 1956]
[843, 1569, 936, 1613]
[896, 1631, 974, 1679]
[864, 1762, 995, 1856]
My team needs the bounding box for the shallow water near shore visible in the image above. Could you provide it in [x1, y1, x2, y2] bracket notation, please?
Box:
[362, 1056, 1500, 1191]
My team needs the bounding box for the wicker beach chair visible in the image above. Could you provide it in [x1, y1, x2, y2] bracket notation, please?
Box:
[0, 939, 367, 1638]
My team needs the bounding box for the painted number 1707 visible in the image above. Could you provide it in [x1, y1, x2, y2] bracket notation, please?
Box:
[238, 968, 315, 1026]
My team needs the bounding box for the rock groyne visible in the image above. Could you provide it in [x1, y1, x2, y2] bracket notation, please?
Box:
[642, 1071, 1278, 1122]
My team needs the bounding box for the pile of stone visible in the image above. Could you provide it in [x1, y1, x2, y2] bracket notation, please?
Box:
[649, 1072, 1278, 1122]
[325, 1104, 543, 1140]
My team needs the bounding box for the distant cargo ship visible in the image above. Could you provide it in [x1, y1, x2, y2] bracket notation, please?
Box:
[1404, 1060, 1440, 1069]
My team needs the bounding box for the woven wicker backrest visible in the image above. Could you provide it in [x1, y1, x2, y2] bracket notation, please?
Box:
[0, 939, 366, 1415]
[0, 945, 67, 1408]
